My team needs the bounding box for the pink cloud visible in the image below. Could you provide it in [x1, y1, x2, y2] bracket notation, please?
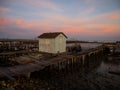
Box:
[23, 20, 52, 29]
[41, 10, 120, 26]
[106, 11, 120, 20]
[55, 24, 120, 37]
[91, 11, 120, 23]
[0, 9, 120, 39]
[0, 7, 10, 14]
[0, 18, 24, 25]
[0, 18, 8, 24]
[20, 15, 120, 37]
[0, 18, 13, 24]
[41, 13, 89, 25]
[17, 19, 24, 24]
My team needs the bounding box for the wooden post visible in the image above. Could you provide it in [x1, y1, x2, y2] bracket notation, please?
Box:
[87, 55, 90, 67]
[72, 57, 74, 69]
[68, 58, 71, 72]
[74, 57, 77, 69]
[82, 55, 85, 65]
[64, 61, 67, 73]
[26, 72, 31, 80]
[49, 64, 53, 71]
[58, 62, 61, 72]
[17, 75, 21, 82]
[74, 57, 76, 64]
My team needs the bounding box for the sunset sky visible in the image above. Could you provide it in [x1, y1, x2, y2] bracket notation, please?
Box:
[0, 0, 120, 41]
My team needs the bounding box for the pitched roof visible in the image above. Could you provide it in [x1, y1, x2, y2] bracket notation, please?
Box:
[38, 32, 67, 38]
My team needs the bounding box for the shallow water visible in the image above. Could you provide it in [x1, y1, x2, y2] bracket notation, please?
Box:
[1, 43, 120, 90]
[29, 55, 120, 90]
[1, 57, 120, 90]
[67, 43, 102, 51]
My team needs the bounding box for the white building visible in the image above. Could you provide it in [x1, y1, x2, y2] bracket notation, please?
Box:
[38, 32, 67, 54]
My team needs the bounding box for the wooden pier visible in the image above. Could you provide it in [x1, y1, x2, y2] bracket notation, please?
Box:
[0, 39, 38, 53]
[0, 45, 104, 80]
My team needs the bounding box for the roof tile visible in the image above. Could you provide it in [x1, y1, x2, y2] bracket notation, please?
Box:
[38, 32, 67, 38]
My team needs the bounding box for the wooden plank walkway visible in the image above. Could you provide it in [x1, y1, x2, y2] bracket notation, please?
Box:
[0, 50, 37, 55]
[0, 46, 104, 80]
[0, 54, 72, 79]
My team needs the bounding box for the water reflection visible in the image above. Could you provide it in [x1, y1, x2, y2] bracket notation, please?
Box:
[97, 57, 120, 74]
[1, 43, 120, 90]
[1, 55, 120, 89]
[67, 43, 102, 51]
[29, 54, 120, 90]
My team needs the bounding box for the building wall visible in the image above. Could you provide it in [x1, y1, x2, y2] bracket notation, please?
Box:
[39, 38, 55, 53]
[55, 34, 66, 53]
[39, 34, 66, 54]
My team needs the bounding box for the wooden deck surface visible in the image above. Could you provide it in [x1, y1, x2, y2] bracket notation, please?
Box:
[0, 46, 103, 80]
